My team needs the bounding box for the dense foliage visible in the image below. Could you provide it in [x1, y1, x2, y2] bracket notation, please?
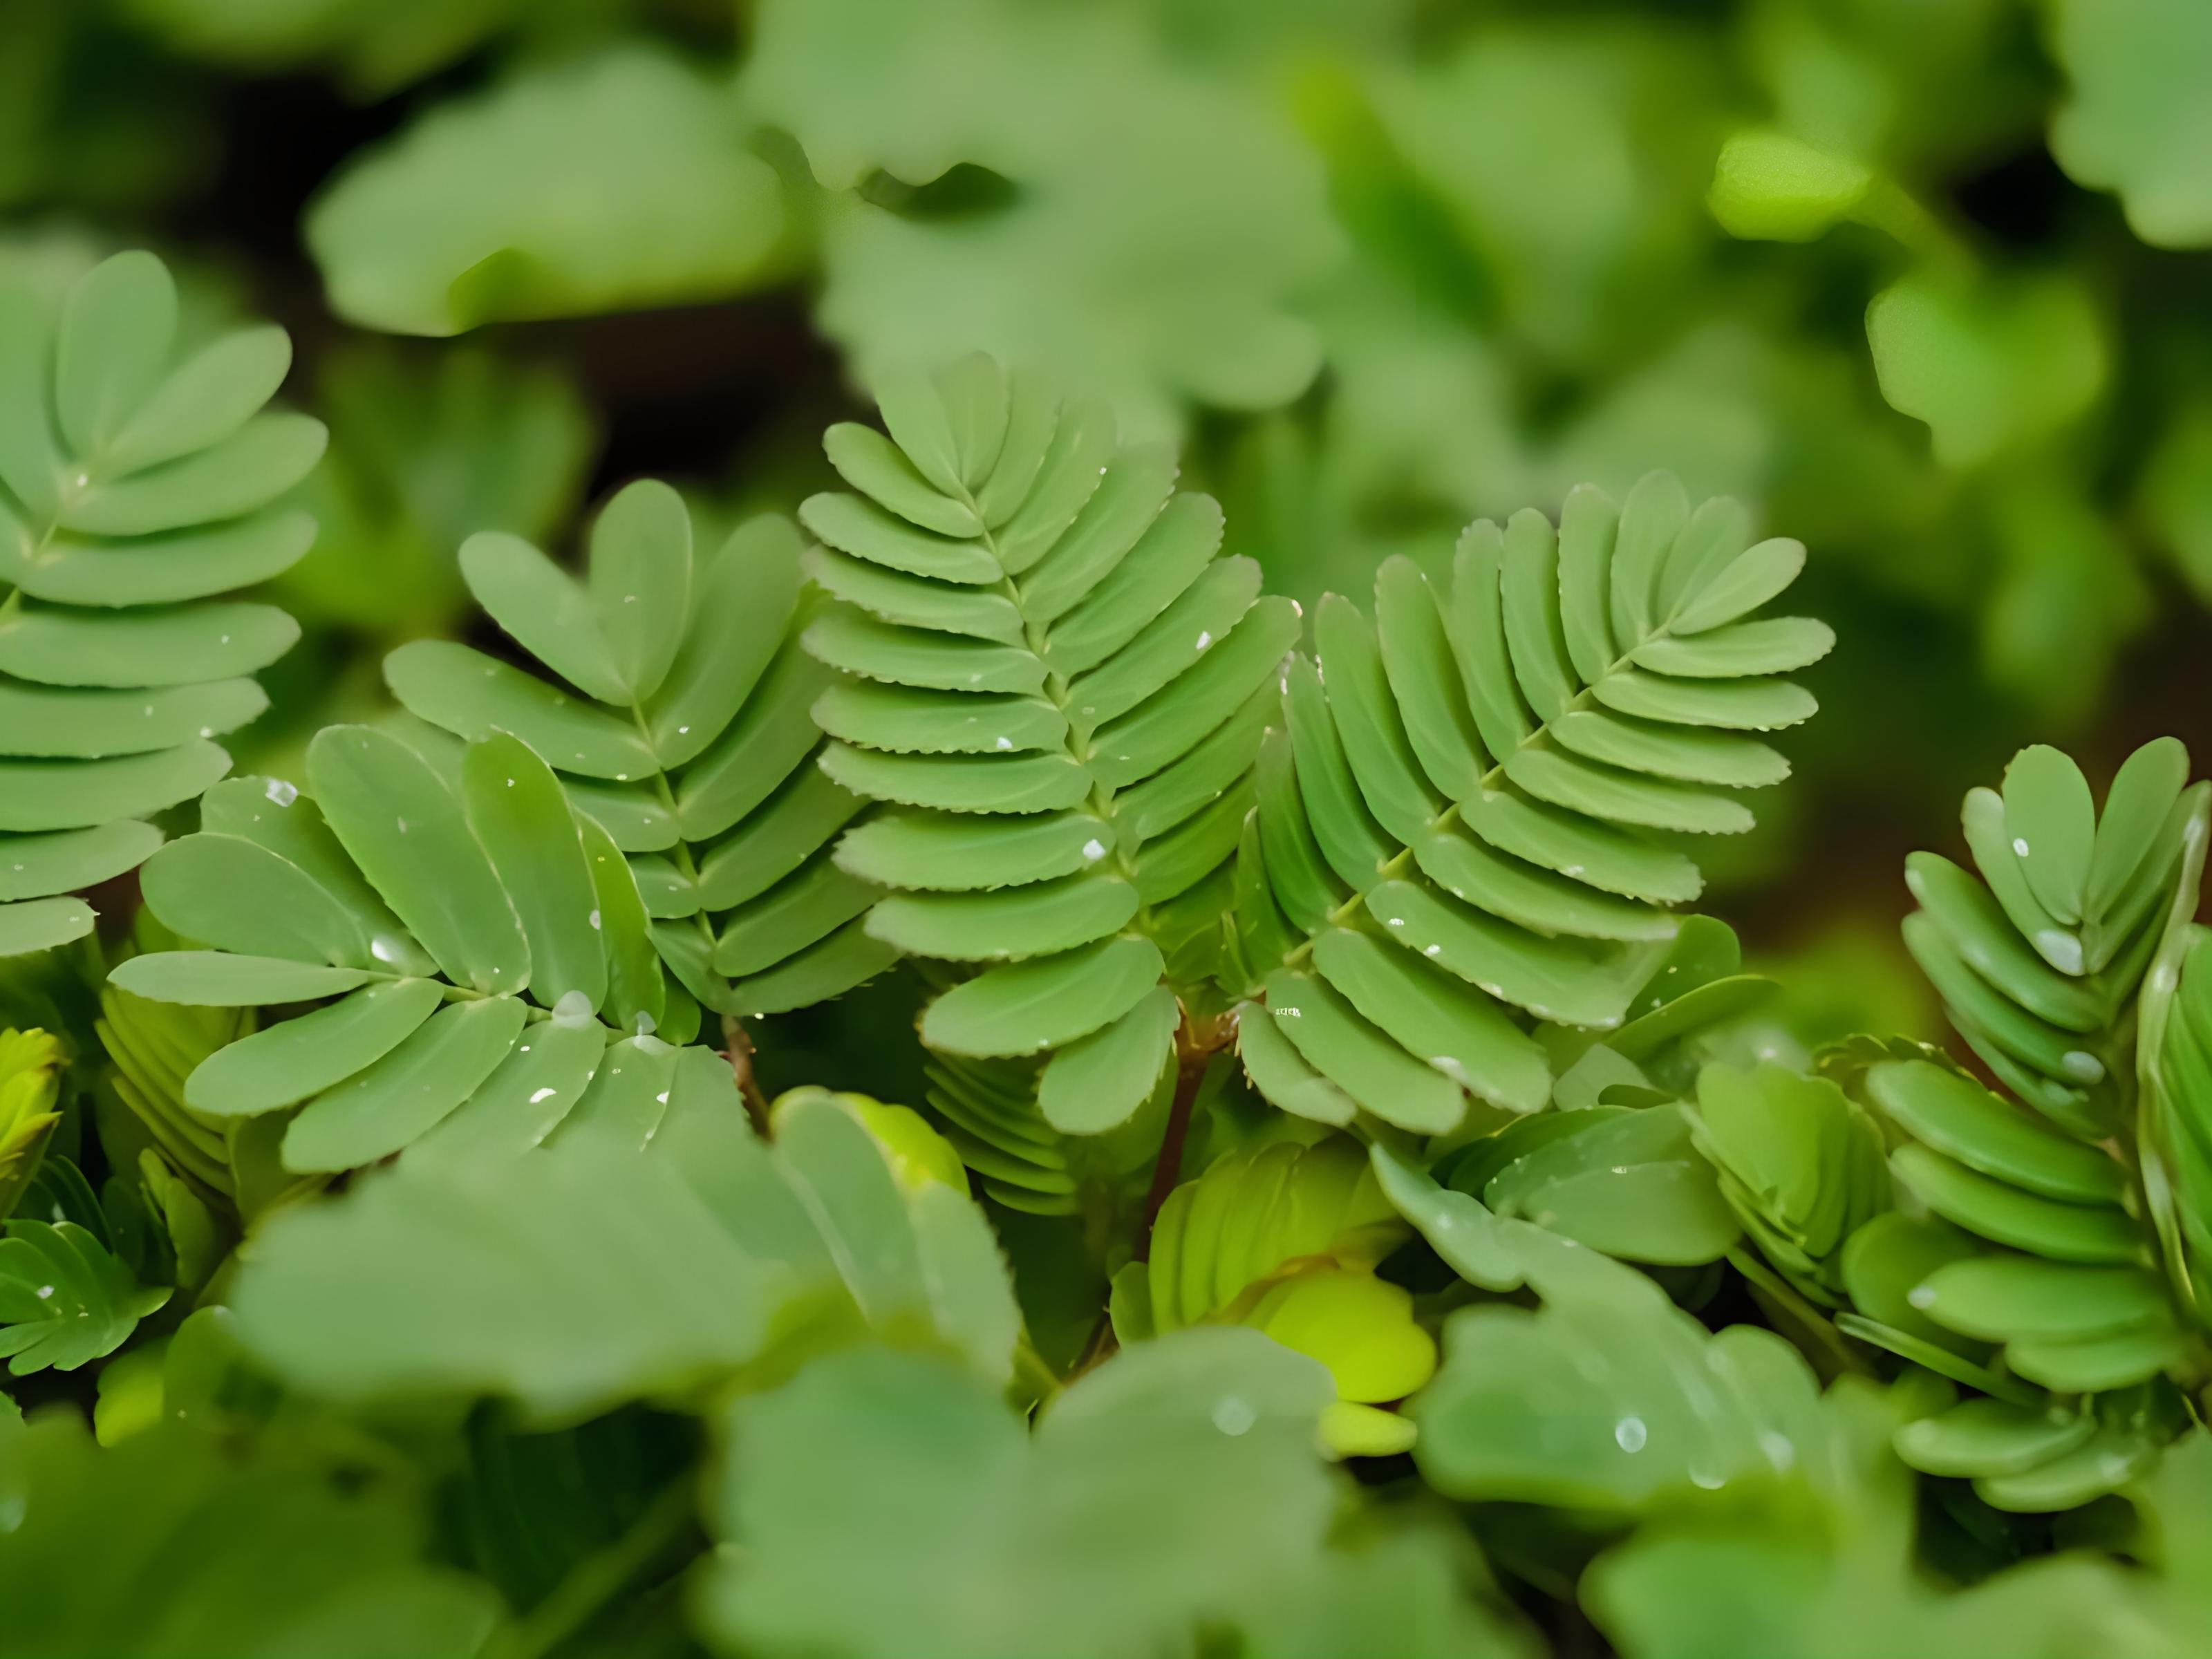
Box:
[9, 3, 2212, 1656]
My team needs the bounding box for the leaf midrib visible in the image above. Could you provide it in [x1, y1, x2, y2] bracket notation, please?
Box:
[1277, 626, 1681, 975]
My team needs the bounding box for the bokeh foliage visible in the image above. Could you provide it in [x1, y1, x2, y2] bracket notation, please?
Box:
[8, 2, 2212, 1657]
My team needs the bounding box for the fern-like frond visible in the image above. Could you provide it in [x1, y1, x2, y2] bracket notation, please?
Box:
[801, 355, 1299, 1130]
[1229, 474, 1828, 1136]
[1770, 738, 2212, 1515]
[1902, 738, 2207, 1138]
[921, 1049, 1167, 1218]
[2140, 926, 2212, 1333]
[0, 252, 321, 957]
[107, 727, 723, 1173]
[384, 486, 892, 1021]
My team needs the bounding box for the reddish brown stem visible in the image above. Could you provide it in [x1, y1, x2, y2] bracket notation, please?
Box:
[720, 1012, 771, 1135]
[1133, 1013, 1225, 1262]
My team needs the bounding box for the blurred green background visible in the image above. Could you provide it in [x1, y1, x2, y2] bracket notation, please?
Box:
[10, 0, 2212, 1056]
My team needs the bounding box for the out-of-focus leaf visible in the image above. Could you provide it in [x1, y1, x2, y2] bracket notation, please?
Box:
[751, 0, 1338, 437]
[1865, 270, 2105, 469]
[229, 1087, 1018, 1418]
[0, 1412, 500, 1658]
[702, 1330, 1339, 1659]
[309, 48, 788, 335]
[2047, 0, 2212, 248]
[1586, 1375, 2179, 1659]
[120, 0, 536, 97]
[279, 344, 594, 636]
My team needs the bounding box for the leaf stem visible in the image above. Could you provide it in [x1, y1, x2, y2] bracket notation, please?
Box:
[1273, 628, 1667, 980]
[720, 1011, 771, 1134]
[1132, 1011, 1224, 1262]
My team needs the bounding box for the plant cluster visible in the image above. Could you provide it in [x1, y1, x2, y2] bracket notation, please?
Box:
[8, 246, 2212, 1655]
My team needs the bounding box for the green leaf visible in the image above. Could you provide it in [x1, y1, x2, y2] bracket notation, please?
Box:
[411, 500, 879, 1020]
[139, 833, 371, 968]
[750, 1, 1334, 438]
[1866, 270, 2106, 468]
[0, 1414, 500, 1656]
[702, 1331, 1336, 1659]
[460, 733, 606, 1011]
[282, 995, 529, 1174]
[2047, 0, 2212, 247]
[183, 979, 444, 1118]
[232, 1087, 1017, 1416]
[306, 726, 527, 997]
[111, 952, 375, 1006]
[1477, 1105, 1741, 1265]
[0, 1215, 169, 1374]
[308, 48, 786, 335]
[923, 937, 1165, 1058]
[1412, 1210, 1821, 1513]
[1708, 130, 1875, 242]
[0, 899, 98, 958]
[1036, 984, 1178, 1134]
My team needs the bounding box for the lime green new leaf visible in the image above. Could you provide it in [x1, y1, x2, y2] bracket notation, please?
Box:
[1115, 1134, 1427, 1451]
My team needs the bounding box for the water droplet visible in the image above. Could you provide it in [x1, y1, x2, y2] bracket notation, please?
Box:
[1423, 944, 1441, 957]
[35, 1284, 54, 1300]
[1194, 630, 1212, 650]
[588, 908, 602, 930]
[552, 990, 594, 1024]
[1614, 1416, 1647, 1453]
[1212, 1396, 1256, 1436]
[1906, 1285, 1936, 1309]
[1758, 1430, 1797, 1471]
[1081, 838, 1107, 861]
[2012, 837, 2030, 857]
[632, 1013, 659, 1039]
[655, 1090, 670, 1105]
[995, 736, 1013, 751]
[395, 818, 408, 834]
[1689, 1465, 1725, 1490]
[528, 1087, 559, 1105]
[369, 935, 403, 965]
